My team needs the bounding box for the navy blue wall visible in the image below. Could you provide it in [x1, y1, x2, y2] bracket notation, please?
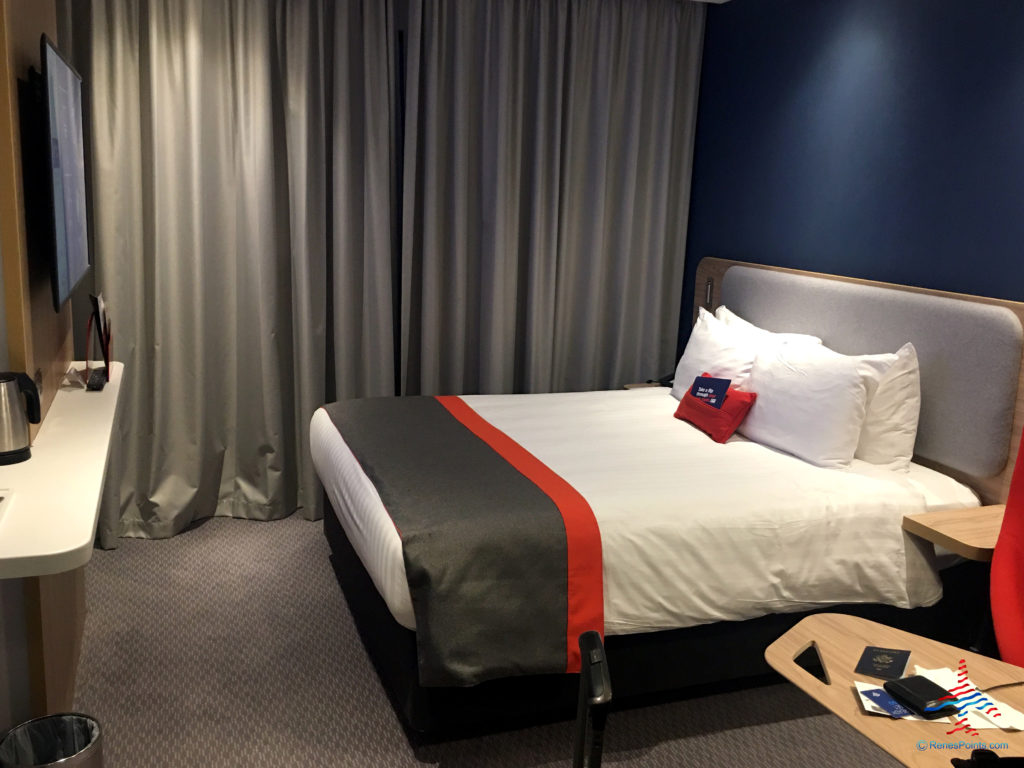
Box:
[680, 0, 1024, 350]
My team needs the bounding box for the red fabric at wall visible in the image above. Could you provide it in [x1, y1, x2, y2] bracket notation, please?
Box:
[991, 431, 1024, 666]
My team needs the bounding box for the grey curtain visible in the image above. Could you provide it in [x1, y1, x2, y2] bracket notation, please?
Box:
[401, 0, 705, 395]
[79, 0, 397, 544]
[76, 0, 703, 543]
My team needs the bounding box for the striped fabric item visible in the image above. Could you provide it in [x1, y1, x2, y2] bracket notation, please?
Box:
[323, 395, 603, 686]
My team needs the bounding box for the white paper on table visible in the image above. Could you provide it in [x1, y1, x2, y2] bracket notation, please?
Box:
[854, 681, 932, 721]
[915, 666, 1024, 731]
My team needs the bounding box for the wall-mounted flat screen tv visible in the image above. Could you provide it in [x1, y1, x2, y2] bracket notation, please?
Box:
[40, 34, 90, 312]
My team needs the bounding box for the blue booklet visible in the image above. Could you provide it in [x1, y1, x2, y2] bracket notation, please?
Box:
[689, 376, 731, 409]
[855, 646, 910, 680]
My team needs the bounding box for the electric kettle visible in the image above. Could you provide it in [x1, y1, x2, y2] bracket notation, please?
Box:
[0, 372, 41, 465]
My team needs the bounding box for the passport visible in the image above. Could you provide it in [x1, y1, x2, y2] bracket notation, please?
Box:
[855, 646, 910, 681]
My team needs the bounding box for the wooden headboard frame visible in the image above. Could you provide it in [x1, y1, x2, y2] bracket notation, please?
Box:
[693, 257, 1024, 505]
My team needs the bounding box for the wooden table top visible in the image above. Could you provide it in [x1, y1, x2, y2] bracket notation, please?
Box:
[902, 505, 1006, 562]
[766, 613, 1024, 766]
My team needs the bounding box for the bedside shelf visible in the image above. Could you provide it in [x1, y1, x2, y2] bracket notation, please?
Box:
[902, 504, 1005, 562]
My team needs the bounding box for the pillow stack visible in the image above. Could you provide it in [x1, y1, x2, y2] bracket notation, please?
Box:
[669, 307, 822, 400]
[671, 306, 921, 471]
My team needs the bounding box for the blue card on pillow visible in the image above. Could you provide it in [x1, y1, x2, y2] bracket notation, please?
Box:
[690, 376, 731, 409]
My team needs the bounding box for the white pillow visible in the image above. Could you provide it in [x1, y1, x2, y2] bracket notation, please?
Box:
[855, 343, 921, 471]
[670, 308, 758, 400]
[715, 306, 823, 347]
[739, 346, 868, 468]
[789, 342, 921, 471]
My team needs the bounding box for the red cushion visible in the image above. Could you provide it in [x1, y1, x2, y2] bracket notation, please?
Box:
[992, 430, 1024, 666]
[674, 376, 757, 444]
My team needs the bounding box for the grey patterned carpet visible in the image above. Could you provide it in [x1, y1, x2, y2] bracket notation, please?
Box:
[73, 515, 899, 767]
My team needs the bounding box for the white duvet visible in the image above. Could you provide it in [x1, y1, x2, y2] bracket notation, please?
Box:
[310, 387, 978, 635]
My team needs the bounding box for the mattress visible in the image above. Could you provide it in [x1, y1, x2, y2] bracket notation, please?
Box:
[310, 387, 979, 634]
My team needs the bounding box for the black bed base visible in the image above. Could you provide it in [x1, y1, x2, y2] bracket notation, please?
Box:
[324, 505, 989, 737]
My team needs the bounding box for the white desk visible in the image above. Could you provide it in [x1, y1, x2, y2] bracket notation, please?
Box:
[0, 362, 123, 577]
[0, 362, 123, 725]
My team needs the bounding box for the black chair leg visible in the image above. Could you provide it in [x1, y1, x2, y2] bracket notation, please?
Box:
[588, 704, 607, 768]
[573, 631, 613, 768]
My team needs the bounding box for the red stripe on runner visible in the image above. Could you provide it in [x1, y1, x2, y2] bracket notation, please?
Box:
[435, 395, 604, 673]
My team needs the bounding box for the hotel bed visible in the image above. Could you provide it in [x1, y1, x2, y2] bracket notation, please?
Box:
[311, 389, 977, 635]
[310, 258, 1024, 733]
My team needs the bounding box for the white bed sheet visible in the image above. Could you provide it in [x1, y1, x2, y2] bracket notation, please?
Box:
[310, 388, 979, 634]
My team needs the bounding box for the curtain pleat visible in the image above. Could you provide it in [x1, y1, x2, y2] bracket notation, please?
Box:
[401, 0, 568, 396]
[276, 0, 330, 525]
[552, 0, 705, 391]
[333, 1, 398, 400]
[401, 0, 705, 396]
[84, 0, 396, 543]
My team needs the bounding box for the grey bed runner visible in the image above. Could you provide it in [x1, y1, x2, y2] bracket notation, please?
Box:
[323, 395, 603, 687]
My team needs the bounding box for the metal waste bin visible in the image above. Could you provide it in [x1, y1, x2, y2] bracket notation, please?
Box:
[0, 714, 102, 768]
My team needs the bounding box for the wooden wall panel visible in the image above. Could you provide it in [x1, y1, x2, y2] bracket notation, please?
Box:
[0, 0, 71, 440]
[23, 567, 86, 715]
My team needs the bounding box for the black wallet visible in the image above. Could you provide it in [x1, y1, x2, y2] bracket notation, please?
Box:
[883, 675, 958, 719]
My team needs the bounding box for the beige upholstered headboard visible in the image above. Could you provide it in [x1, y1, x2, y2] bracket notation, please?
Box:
[693, 258, 1024, 505]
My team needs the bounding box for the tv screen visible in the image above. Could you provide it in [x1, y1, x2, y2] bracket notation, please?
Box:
[40, 34, 90, 311]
